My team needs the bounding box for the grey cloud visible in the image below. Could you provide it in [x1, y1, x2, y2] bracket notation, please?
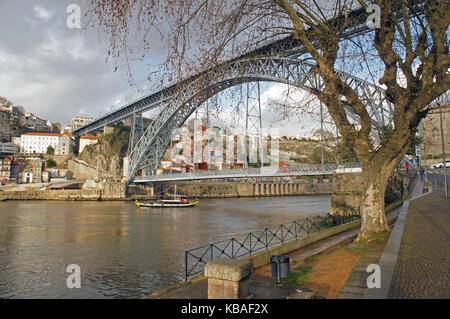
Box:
[0, 0, 152, 126]
[0, 0, 324, 136]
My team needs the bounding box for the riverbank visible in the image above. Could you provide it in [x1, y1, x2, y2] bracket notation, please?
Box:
[144, 204, 402, 299]
[143, 173, 416, 299]
[0, 181, 136, 201]
[0, 180, 333, 201]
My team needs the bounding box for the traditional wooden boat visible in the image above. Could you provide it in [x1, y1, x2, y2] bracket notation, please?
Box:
[135, 185, 199, 208]
[135, 198, 199, 208]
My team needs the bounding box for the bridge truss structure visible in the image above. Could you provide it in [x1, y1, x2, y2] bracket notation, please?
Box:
[134, 163, 361, 183]
[124, 56, 396, 182]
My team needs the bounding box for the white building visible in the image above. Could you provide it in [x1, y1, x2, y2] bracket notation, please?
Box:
[20, 133, 60, 154]
[71, 116, 94, 132]
[20, 132, 74, 155]
[79, 135, 98, 153]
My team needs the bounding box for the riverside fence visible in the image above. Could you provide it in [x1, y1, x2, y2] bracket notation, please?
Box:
[184, 207, 360, 281]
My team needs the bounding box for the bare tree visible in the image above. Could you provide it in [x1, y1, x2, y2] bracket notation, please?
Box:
[86, 0, 449, 240]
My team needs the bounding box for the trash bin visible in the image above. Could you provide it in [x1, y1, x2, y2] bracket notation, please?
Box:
[270, 255, 290, 281]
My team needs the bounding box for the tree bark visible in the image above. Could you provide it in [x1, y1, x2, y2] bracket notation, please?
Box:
[357, 171, 390, 241]
[356, 155, 401, 241]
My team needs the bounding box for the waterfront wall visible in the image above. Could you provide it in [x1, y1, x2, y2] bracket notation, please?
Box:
[0, 182, 128, 201]
[99, 182, 126, 200]
[126, 184, 154, 197]
[0, 189, 101, 201]
[162, 181, 333, 198]
[331, 170, 412, 215]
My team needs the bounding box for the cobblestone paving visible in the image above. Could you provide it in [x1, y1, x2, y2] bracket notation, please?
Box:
[388, 189, 450, 299]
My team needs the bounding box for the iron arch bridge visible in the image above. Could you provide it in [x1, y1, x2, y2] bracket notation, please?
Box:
[124, 57, 394, 183]
[70, 4, 446, 184]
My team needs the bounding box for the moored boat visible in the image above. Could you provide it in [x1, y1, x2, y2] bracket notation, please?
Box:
[135, 198, 199, 208]
[135, 184, 199, 208]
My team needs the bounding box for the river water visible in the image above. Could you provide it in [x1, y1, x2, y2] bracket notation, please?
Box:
[0, 195, 330, 299]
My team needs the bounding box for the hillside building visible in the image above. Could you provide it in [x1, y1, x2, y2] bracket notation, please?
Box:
[20, 132, 75, 155]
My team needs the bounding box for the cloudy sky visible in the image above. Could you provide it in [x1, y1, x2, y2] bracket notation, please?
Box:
[0, 0, 331, 135]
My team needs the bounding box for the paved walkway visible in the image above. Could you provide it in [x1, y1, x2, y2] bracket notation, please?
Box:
[146, 175, 450, 299]
[388, 187, 450, 298]
[144, 209, 400, 299]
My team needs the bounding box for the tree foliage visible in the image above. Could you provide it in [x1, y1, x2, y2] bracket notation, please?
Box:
[46, 159, 57, 168]
[46, 146, 55, 155]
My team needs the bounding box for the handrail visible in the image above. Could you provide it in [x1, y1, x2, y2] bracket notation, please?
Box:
[184, 207, 360, 281]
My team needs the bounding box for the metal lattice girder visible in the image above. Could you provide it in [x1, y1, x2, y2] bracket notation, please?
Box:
[246, 81, 262, 137]
[246, 81, 263, 165]
[431, 90, 450, 106]
[127, 112, 144, 156]
[134, 162, 360, 183]
[126, 56, 393, 183]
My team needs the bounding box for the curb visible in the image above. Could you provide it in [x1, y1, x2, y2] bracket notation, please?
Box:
[364, 183, 432, 299]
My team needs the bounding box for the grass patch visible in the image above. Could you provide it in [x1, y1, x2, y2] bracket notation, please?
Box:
[357, 230, 392, 245]
[277, 265, 315, 286]
[370, 231, 391, 243]
[343, 246, 368, 255]
[302, 252, 329, 263]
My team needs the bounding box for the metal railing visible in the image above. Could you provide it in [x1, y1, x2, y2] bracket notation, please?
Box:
[135, 163, 361, 183]
[184, 207, 360, 281]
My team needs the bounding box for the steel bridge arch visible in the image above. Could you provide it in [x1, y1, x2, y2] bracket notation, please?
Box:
[127, 56, 393, 183]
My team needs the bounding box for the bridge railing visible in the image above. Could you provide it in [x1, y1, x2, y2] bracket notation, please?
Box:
[184, 207, 360, 281]
[135, 162, 361, 182]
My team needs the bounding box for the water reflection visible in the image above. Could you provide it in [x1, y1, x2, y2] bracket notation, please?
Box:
[0, 195, 330, 298]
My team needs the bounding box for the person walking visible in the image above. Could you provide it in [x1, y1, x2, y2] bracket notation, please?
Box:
[420, 167, 425, 180]
[405, 163, 409, 173]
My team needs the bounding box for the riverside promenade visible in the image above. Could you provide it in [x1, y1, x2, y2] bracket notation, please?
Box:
[144, 176, 449, 299]
[387, 184, 449, 298]
[144, 207, 402, 299]
[362, 178, 449, 299]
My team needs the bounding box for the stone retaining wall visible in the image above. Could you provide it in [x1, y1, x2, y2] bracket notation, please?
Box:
[163, 181, 333, 198]
[0, 182, 128, 201]
[0, 189, 100, 200]
[331, 170, 412, 215]
[68, 159, 97, 180]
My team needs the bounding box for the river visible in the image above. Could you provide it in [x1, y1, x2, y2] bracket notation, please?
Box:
[0, 195, 330, 299]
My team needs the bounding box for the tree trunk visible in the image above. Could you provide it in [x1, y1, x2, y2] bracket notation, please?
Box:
[356, 161, 393, 242]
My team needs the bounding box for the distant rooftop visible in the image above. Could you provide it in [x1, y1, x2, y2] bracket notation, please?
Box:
[22, 132, 61, 137]
[80, 135, 98, 140]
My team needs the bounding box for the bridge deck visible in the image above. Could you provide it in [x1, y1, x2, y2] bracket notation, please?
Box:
[133, 163, 361, 183]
